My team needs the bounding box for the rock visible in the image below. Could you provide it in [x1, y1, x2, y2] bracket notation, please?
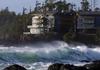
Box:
[3, 64, 27, 70]
[72, 66, 88, 70]
[60, 64, 87, 70]
[60, 64, 74, 70]
[85, 60, 100, 70]
[48, 63, 88, 70]
[48, 63, 63, 70]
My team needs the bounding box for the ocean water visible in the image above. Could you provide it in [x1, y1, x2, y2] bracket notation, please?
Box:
[0, 41, 100, 70]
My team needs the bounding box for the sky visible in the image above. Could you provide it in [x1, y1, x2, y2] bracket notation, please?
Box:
[0, 0, 99, 14]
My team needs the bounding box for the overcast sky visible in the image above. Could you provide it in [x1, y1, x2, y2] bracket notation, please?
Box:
[0, 0, 99, 14]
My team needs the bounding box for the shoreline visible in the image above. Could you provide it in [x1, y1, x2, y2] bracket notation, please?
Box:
[0, 39, 99, 47]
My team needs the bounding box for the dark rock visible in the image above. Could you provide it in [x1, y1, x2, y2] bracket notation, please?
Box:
[85, 60, 100, 70]
[48, 63, 63, 70]
[48, 60, 100, 70]
[48, 63, 88, 70]
[72, 66, 88, 70]
[60, 64, 87, 70]
[3, 64, 27, 70]
[60, 64, 74, 70]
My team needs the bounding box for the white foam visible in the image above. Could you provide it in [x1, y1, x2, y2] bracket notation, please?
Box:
[0, 41, 100, 70]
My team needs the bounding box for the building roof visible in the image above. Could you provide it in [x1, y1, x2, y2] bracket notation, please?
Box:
[79, 11, 100, 16]
[54, 11, 76, 16]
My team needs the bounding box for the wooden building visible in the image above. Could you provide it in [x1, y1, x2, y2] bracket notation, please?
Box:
[54, 11, 76, 34]
[77, 11, 100, 35]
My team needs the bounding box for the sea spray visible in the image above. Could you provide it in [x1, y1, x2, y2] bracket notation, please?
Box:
[0, 41, 100, 70]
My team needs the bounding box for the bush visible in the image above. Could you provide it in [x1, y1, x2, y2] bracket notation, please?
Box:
[63, 32, 75, 42]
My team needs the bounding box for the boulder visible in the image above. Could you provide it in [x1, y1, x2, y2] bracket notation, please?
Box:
[48, 63, 88, 70]
[60, 64, 87, 70]
[72, 66, 88, 70]
[48, 63, 63, 70]
[3, 64, 27, 70]
[85, 60, 100, 70]
[60, 64, 74, 70]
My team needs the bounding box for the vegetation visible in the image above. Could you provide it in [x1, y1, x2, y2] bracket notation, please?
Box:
[63, 32, 75, 42]
[0, 7, 31, 42]
[0, 0, 99, 45]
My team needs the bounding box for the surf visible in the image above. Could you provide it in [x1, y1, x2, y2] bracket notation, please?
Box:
[0, 41, 100, 70]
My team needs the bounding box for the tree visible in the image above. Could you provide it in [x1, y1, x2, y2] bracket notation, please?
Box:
[81, 0, 89, 11]
[54, 0, 71, 12]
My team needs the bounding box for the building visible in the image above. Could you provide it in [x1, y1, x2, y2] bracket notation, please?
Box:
[54, 11, 76, 34]
[24, 13, 55, 35]
[24, 14, 43, 34]
[77, 11, 100, 35]
[75, 11, 100, 43]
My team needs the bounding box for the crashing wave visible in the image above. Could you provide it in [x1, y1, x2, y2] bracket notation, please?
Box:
[0, 41, 100, 70]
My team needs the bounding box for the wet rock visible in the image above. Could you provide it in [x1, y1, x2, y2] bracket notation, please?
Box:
[60, 64, 74, 70]
[72, 66, 88, 70]
[48, 63, 88, 70]
[60, 64, 87, 70]
[48, 63, 63, 70]
[85, 60, 100, 70]
[3, 64, 27, 70]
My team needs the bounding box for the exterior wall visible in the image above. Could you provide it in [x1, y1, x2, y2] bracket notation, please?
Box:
[55, 15, 61, 32]
[32, 16, 43, 26]
[28, 14, 44, 34]
[30, 28, 43, 34]
[24, 14, 55, 35]
[77, 16, 95, 29]
[95, 16, 100, 28]
[47, 15, 55, 29]
[54, 12, 76, 33]
[76, 13, 100, 35]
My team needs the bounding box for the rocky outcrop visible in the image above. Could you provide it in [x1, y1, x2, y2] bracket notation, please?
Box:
[85, 60, 100, 70]
[3, 60, 100, 70]
[48, 61, 100, 70]
[48, 63, 87, 70]
[3, 64, 27, 70]
[60, 64, 74, 70]
[60, 64, 87, 70]
[48, 63, 63, 70]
